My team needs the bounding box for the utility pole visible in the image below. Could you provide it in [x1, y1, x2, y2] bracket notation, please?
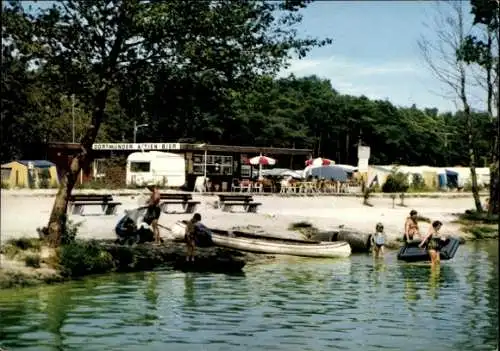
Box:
[133, 120, 149, 143]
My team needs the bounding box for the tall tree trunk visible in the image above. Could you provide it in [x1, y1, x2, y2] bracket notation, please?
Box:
[461, 79, 483, 212]
[487, 26, 499, 215]
[46, 88, 109, 246]
[345, 133, 350, 164]
[489, 160, 499, 214]
[317, 132, 322, 157]
[45, 15, 127, 246]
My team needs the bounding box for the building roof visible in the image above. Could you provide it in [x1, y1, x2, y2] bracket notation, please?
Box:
[49, 142, 312, 156]
[18, 160, 55, 168]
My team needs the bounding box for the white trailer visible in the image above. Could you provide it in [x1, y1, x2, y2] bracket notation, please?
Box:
[126, 151, 186, 187]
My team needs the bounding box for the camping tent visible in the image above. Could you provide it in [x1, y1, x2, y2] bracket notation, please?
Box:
[1, 160, 59, 188]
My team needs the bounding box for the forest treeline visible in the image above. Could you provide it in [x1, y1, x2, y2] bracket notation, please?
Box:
[2, 56, 494, 166]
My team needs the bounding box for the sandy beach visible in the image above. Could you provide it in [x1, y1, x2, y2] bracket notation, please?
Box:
[0, 190, 485, 244]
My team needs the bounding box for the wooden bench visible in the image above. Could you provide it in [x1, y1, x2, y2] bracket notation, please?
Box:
[159, 193, 200, 213]
[68, 194, 122, 215]
[217, 194, 262, 213]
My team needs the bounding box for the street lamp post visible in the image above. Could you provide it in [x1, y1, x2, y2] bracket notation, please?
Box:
[133, 121, 149, 143]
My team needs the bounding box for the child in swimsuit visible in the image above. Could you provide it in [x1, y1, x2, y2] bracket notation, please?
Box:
[185, 213, 202, 262]
[371, 222, 385, 258]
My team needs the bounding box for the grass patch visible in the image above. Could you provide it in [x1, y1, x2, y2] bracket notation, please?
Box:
[461, 225, 498, 240]
[454, 210, 499, 225]
[24, 253, 41, 268]
[6, 237, 42, 251]
[0, 270, 64, 289]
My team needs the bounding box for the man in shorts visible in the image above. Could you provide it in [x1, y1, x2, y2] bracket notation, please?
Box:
[146, 184, 161, 244]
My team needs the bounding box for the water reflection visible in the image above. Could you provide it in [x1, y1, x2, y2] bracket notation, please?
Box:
[0, 242, 497, 351]
[183, 273, 196, 308]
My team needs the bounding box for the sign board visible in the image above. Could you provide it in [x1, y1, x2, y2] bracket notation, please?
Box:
[92, 143, 181, 151]
[357, 159, 369, 172]
[357, 145, 370, 160]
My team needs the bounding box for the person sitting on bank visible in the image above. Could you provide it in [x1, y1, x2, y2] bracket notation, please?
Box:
[371, 222, 386, 258]
[404, 209, 421, 242]
[185, 213, 202, 262]
[146, 184, 162, 245]
[419, 220, 447, 266]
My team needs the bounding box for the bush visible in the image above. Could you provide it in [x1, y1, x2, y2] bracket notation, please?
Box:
[1, 181, 10, 189]
[24, 254, 41, 268]
[2, 244, 21, 259]
[463, 180, 484, 192]
[382, 168, 409, 193]
[62, 219, 82, 245]
[58, 240, 114, 277]
[39, 169, 51, 189]
[410, 173, 427, 191]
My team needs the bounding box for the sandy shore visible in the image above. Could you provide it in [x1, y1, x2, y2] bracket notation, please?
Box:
[1, 190, 485, 244]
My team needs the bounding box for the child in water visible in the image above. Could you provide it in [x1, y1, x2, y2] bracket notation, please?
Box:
[371, 222, 385, 258]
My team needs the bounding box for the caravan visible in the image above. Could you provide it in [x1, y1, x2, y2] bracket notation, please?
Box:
[126, 151, 186, 187]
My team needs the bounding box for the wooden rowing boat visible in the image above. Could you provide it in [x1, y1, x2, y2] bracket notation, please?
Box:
[170, 221, 352, 258]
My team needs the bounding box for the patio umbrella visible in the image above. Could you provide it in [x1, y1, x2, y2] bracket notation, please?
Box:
[249, 154, 276, 179]
[305, 157, 334, 167]
[307, 165, 348, 182]
[249, 155, 276, 166]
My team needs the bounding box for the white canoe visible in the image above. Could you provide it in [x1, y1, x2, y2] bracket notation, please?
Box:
[171, 221, 351, 258]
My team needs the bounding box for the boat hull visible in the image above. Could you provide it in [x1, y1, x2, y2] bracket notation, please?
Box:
[397, 237, 460, 262]
[310, 230, 372, 253]
[171, 221, 351, 258]
[211, 235, 351, 258]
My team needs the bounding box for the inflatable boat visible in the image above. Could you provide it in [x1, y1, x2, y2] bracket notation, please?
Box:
[397, 237, 460, 262]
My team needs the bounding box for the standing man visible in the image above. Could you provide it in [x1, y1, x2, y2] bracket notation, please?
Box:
[146, 184, 162, 244]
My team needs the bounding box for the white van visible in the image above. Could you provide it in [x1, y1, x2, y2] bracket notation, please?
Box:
[126, 151, 186, 187]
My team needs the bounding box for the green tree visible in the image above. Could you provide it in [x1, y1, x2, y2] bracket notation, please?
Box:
[1, 0, 331, 245]
[418, 0, 483, 211]
[457, 0, 499, 214]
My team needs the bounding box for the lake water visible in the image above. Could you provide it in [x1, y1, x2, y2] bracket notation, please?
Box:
[0, 241, 498, 351]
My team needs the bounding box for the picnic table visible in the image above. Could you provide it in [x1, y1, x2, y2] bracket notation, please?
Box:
[217, 194, 261, 213]
[159, 193, 200, 213]
[68, 194, 122, 215]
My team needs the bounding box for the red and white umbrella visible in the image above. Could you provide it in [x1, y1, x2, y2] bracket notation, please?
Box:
[305, 157, 334, 167]
[249, 155, 276, 166]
